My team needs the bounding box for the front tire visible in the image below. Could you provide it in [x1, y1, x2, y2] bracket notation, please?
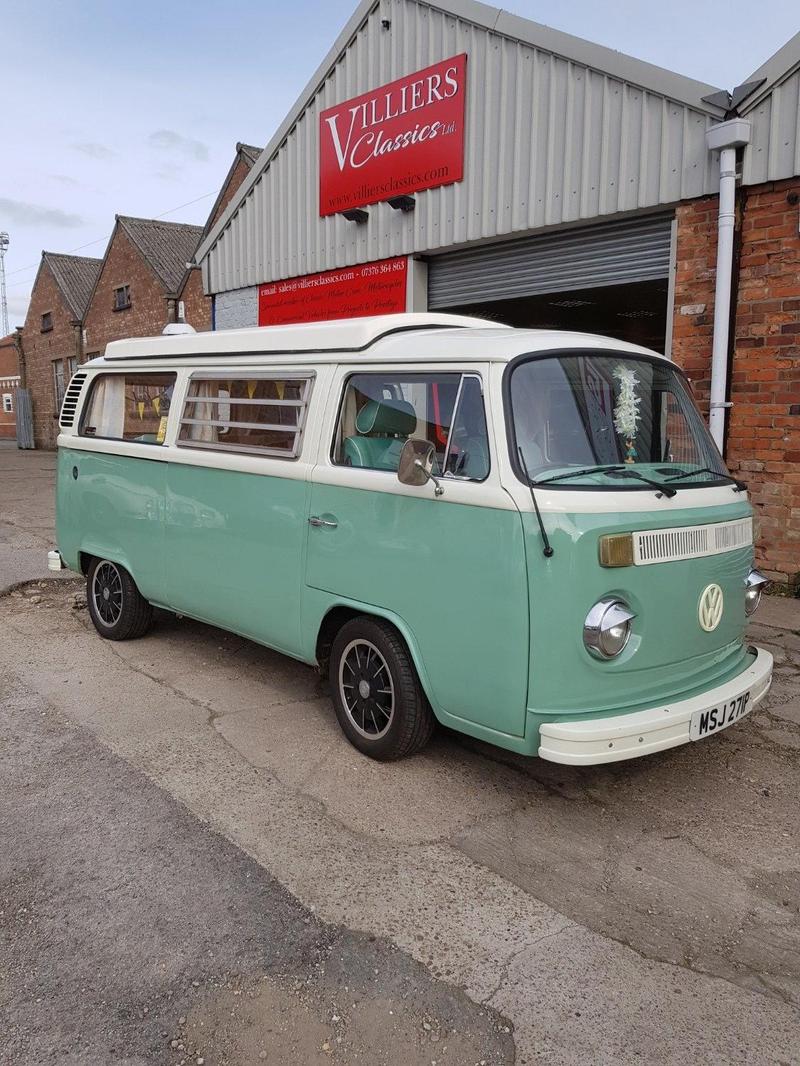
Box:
[86, 558, 153, 641]
[329, 616, 434, 760]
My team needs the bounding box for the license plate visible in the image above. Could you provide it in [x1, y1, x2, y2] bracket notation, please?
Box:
[690, 689, 752, 741]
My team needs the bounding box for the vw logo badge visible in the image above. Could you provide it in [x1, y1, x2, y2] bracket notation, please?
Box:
[699, 583, 724, 632]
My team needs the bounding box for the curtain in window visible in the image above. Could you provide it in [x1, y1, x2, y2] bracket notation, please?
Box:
[186, 381, 219, 442]
[87, 376, 126, 438]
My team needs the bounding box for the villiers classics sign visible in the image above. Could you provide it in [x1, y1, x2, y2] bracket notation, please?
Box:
[319, 54, 467, 217]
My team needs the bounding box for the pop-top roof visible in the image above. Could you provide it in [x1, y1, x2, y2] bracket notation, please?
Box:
[102, 312, 503, 360]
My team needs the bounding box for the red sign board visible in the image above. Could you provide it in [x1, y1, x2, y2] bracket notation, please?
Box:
[319, 53, 467, 217]
[258, 257, 407, 326]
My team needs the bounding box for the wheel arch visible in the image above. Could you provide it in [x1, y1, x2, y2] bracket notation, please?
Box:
[314, 599, 439, 719]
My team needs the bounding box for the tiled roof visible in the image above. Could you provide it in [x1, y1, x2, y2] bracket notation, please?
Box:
[238, 143, 262, 166]
[116, 216, 204, 293]
[43, 253, 102, 319]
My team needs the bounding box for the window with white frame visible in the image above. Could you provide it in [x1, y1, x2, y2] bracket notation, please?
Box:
[52, 360, 66, 409]
[2, 394, 12, 414]
[177, 374, 313, 458]
[80, 372, 176, 444]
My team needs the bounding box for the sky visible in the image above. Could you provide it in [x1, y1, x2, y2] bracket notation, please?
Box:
[2, 0, 798, 328]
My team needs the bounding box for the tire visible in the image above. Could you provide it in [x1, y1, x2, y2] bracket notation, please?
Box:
[329, 616, 434, 760]
[86, 557, 153, 641]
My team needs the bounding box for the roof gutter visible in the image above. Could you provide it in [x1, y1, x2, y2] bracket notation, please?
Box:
[705, 118, 750, 452]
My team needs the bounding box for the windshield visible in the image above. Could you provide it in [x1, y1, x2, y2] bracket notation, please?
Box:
[509, 353, 729, 489]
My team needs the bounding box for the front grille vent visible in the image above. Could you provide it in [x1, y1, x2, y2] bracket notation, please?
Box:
[633, 517, 753, 565]
[59, 372, 88, 428]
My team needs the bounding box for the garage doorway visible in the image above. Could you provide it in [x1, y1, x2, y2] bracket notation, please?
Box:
[428, 214, 674, 354]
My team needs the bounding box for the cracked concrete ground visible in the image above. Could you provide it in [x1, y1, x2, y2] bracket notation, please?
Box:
[2, 443, 800, 1063]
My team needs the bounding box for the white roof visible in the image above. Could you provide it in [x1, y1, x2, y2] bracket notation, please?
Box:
[102, 313, 501, 361]
[91, 312, 667, 368]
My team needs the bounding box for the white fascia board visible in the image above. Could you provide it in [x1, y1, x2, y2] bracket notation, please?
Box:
[738, 30, 800, 111]
[436, 0, 726, 112]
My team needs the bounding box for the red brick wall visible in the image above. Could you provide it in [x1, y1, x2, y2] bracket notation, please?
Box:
[0, 334, 20, 439]
[729, 178, 800, 585]
[19, 264, 81, 449]
[177, 153, 257, 328]
[671, 196, 719, 413]
[179, 267, 212, 332]
[672, 179, 800, 585]
[210, 156, 253, 228]
[83, 226, 173, 355]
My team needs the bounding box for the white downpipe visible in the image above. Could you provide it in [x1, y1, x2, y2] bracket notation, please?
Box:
[708, 145, 737, 450]
[705, 118, 750, 452]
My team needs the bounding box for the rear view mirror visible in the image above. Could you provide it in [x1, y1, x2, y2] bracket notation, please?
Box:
[397, 439, 444, 496]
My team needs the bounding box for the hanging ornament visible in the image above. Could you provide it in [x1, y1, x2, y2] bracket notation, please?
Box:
[612, 364, 640, 464]
[276, 381, 285, 400]
[137, 400, 145, 420]
[247, 380, 257, 399]
[152, 396, 161, 416]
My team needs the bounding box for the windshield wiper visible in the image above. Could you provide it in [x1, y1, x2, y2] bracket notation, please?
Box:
[664, 467, 746, 491]
[531, 464, 677, 499]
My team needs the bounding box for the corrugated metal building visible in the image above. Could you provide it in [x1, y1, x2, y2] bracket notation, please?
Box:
[197, 0, 733, 347]
[195, 0, 793, 339]
[194, 0, 800, 581]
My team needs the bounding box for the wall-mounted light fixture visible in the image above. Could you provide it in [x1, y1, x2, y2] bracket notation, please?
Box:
[388, 195, 416, 213]
[342, 208, 369, 224]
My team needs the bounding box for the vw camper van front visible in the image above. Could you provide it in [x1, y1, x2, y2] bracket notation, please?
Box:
[504, 348, 773, 764]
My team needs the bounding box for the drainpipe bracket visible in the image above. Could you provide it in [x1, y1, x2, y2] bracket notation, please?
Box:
[706, 119, 751, 152]
[710, 401, 733, 409]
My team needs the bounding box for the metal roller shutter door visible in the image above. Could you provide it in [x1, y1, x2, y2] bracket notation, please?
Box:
[428, 213, 674, 308]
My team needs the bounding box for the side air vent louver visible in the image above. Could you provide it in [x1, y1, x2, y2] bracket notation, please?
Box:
[59, 372, 88, 429]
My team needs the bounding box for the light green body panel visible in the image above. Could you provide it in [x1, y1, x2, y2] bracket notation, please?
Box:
[523, 498, 755, 736]
[304, 483, 530, 736]
[57, 445, 758, 759]
[163, 464, 310, 657]
[56, 448, 167, 601]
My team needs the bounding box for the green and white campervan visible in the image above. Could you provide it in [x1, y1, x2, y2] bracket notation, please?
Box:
[53, 313, 772, 763]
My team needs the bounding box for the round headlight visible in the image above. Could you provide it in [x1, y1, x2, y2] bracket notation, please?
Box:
[583, 598, 636, 660]
[744, 569, 769, 616]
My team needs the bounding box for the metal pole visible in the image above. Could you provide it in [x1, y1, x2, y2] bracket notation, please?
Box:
[708, 147, 737, 451]
[0, 232, 10, 337]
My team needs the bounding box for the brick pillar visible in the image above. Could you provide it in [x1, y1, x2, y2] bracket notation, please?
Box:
[670, 182, 800, 586]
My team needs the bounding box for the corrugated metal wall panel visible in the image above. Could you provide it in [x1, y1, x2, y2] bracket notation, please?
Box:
[205, 0, 720, 294]
[743, 68, 800, 185]
[428, 213, 673, 306]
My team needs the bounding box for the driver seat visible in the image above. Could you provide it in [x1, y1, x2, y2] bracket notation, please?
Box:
[343, 399, 417, 471]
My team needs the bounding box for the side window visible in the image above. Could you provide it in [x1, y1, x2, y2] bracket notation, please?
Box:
[332, 372, 489, 480]
[80, 373, 177, 444]
[177, 375, 312, 458]
[443, 376, 490, 480]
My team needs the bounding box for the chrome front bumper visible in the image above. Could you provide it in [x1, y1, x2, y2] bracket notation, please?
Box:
[538, 647, 773, 765]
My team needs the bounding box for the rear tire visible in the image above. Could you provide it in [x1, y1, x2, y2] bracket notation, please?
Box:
[329, 616, 434, 760]
[86, 557, 153, 641]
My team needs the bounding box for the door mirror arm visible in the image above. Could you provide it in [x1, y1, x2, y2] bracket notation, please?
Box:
[414, 458, 445, 497]
[397, 438, 445, 497]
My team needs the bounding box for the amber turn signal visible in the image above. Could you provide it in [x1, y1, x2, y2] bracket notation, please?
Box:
[598, 533, 634, 567]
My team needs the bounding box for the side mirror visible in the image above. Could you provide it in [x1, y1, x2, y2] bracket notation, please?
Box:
[397, 439, 444, 496]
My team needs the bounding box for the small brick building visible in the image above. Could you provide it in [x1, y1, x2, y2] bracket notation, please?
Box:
[18, 253, 102, 449]
[0, 333, 20, 440]
[82, 216, 205, 360]
[17, 142, 261, 450]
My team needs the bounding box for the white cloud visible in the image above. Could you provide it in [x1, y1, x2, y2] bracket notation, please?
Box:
[0, 198, 85, 228]
[148, 129, 209, 162]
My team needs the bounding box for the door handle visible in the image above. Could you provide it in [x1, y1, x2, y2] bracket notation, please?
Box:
[308, 515, 338, 529]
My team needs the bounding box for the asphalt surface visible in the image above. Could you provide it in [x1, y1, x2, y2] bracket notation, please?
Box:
[0, 673, 512, 1065]
[2, 442, 800, 1064]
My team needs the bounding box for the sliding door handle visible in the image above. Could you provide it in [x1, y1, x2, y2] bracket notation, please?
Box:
[308, 515, 338, 529]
